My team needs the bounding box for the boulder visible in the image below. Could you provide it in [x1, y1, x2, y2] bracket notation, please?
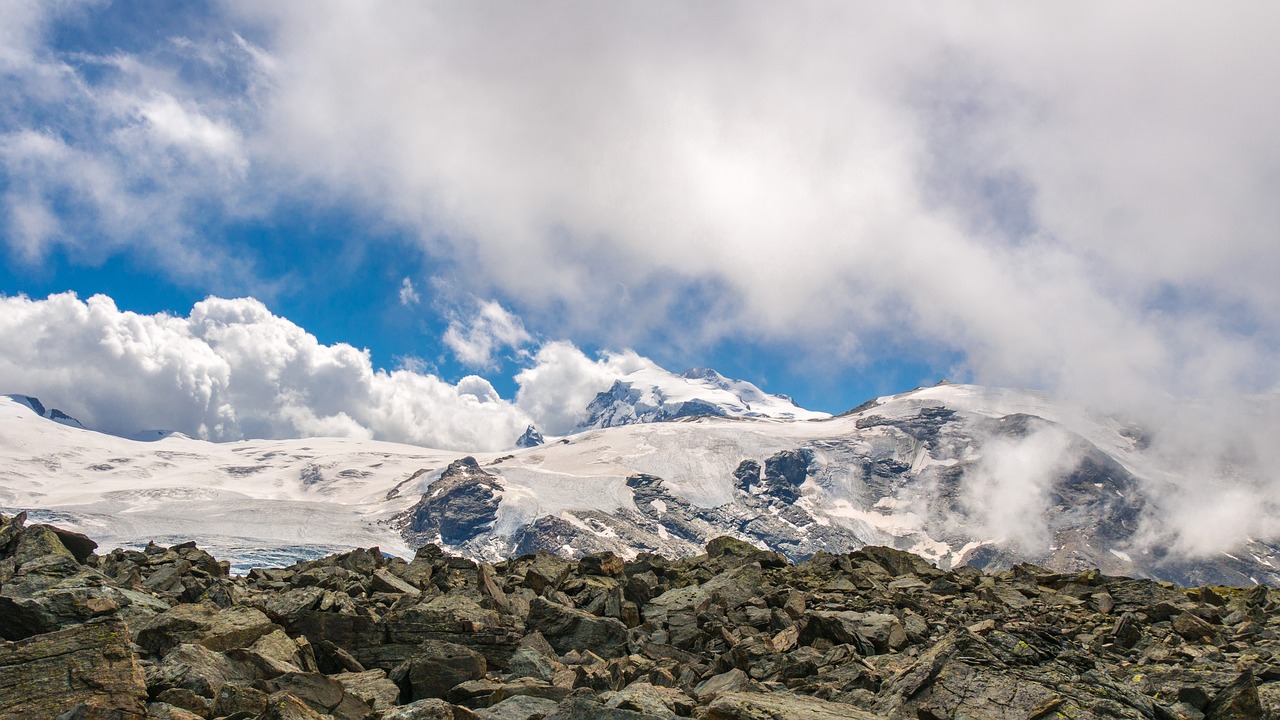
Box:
[398, 639, 489, 701]
[526, 597, 629, 658]
[0, 618, 147, 719]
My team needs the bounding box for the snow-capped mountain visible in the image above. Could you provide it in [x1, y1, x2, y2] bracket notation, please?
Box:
[574, 366, 829, 431]
[2, 384, 1278, 587]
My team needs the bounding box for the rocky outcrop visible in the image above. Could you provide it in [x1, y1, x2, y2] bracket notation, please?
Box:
[399, 458, 502, 548]
[4, 511, 1280, 719]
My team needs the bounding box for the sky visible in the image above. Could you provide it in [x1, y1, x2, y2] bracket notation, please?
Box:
[2, 2, 1280, 453]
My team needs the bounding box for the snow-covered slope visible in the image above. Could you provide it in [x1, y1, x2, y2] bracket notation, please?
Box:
[574, 366, 829, 431]
[2, 386, 1277, 585]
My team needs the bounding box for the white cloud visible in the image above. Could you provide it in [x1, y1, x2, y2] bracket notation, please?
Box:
[513, 342, 653, 435]
[0, 292, 532, 451]
[398, 277, 420, 306]
[963, 426, 1075, 554]
[212, 3, 1280, 415]
[442, 299, 532, 369]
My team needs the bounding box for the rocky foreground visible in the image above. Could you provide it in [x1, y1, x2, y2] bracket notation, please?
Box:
[1, 511, 1277, 720]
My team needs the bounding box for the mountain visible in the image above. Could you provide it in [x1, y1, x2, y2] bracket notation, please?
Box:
[1, 385, 1276, 587]
[574, 366, 829, 431]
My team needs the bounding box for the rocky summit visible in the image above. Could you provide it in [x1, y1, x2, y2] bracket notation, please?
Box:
[3, 512, 1280, 719]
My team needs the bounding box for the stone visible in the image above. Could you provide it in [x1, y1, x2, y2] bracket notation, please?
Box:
[0, 618, 147, 719]
[692, 669, 757, 701]
[703, 691, 885, 720]
[400, 639, 489, 701]
[526, 596, 629, 658]
[212, 683, 269, 718]
[260, 672, 375, 720]
[144, 702, 206, 720]
[381, 698, 481, 719]
[1205, 671, 1264, 720]
[334, 669, 401, 710]
[476, 694, 560, 720]
[578, 552, 625, 577]
[146, 642, 253, 698]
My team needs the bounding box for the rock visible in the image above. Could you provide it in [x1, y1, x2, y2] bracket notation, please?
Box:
[1174, 610, 1218, 643]
[212, 683, 270, 717]
[806, 610, 906, 653]
[152, 688, 210, 718]
[0, 618, 147, 719]
[476, 693, 560, 720]
[507, 646, 558, 682]
[401, 458, 503, 546]
[692, 669, 758, 701]
[134, 603, 277, 656]
[260, 691, 328, 720]
[334, 669, 401, 710]
[579, 552, 625, 577]
[541, 689, 659, 719]
[703, 691, 884, 720]
[146, 642, 253, 698]
[144, 702, 205, 720]
[260, 672, 375, 720]
[1205, 671, 1265, 720]
[526, 596, 629, 658]
[399, 639, 489, 701]
[605, 682, 692, 718]
[381, 698, 482, 719]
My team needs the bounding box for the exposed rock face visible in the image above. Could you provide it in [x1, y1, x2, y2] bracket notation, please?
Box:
[0, 617, 148, 719]
[400, 458, 502, 547]
[5, 513, 1280, 719]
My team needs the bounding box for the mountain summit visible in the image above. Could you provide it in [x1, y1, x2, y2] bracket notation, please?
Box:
[575, 366, 829, 431]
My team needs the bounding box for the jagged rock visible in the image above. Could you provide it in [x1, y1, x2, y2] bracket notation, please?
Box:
[692, 669, 758, 701]
[335, 669, 401, 710]
[1206, 671, 1265, 720]
[381, 699, 482, 719]
[396, 639, 489, 701]
[134, 602, 277, 656]
[401, 458, 502, 547]
[146, 642, 254, 698]
[260, 671, 376, 719]
[705, 691, 885, 719]
[605, 682, 693, 718]
[526, 596, 629, 658]
[144, 702, 205, 720]
[260, 691, 328, 720]
[213, 683, 271, 717]
[152, 688, 210, 718]
[476, 693, 560, 720]
[0, 618, 147, 719]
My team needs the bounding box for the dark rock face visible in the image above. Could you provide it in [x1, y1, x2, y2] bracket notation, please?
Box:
[400, 458, 502, 547]
[7, 512, 1280, 719]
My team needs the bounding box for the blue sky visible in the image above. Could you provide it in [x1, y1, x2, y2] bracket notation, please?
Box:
[2, 3, 1279, 450]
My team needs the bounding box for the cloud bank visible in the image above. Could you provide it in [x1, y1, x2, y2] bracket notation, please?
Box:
[4, 5, 1278, 417]
[0, 292, 656, 449]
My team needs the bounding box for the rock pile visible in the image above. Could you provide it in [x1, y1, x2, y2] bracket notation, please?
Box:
[2, 510, 1279, 719]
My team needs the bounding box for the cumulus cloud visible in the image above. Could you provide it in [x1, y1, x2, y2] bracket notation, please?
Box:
[0, 292, 532, 451]
[442, 300, 533, 369]
[513, 342, 653, 435]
